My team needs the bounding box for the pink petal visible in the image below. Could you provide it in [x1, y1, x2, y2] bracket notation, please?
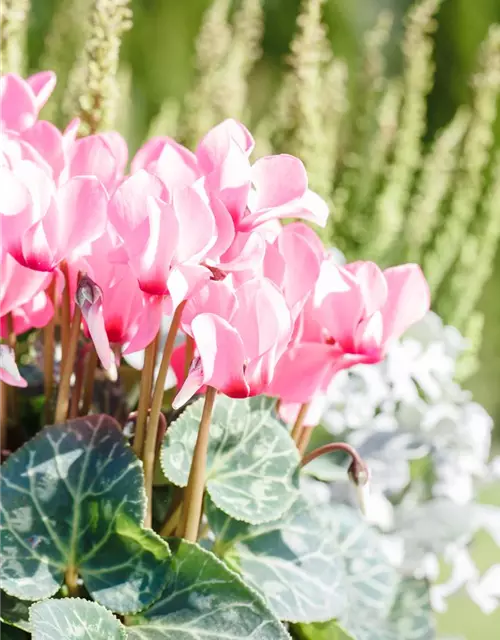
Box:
[122, 294, 163, 355]
[0, 345, 27, 387]
[279, 397, 327, 428]
[56, 176, 108, 260]
[100, 131, 129, 176]
[173, 185, 216, 263]
[76, 276, 113, 369]
[174, 312, 248, 407]
[166, 264, 211, 311]
[108, 170, 166, 242]
[268, 343, 337, 403]
[345, 261, 387, 316]
[22, 220, 54, 271]
[0, 253, 52, 316]
[219, 230, 265, 272]
[26, 71, 56, 111]
[67, 135, 117, 188]
[152, 139, 200, 190]
[182, 279, 237, 332]
[204, 194, 236, 261]
[131, 197, 179, 296]
[21, 121, 65, 179]
[285, 221, 325, 258]
[196, 119, 254, 172]
[251, 154, 308, 211]
[0, 166, 31, 216]
[381, 264, 431, 343]
[0, 74, 36, 131]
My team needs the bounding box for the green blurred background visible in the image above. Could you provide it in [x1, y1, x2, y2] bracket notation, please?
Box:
[24, 1, 500, 637]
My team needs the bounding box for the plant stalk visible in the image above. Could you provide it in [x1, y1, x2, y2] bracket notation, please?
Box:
[184, 334, 194, 377]
[142, 302, 185, 528]
[290, 402, 310, 444]
[69, 347, 85, 419]
[80, 345, 98, 416]
[54, 302, 82, 424]
[297, 425, 314, 456]
[64, 566, 80, 597]
[300, 442, 368, 479]
[60, 261, 71, 361]
[43, 276, 57, 424]
[132, 337, 157, 457]
[180, 386, 217, 542]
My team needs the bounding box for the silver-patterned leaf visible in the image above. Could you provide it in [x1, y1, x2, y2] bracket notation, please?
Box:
[161, 396, 299, 524]
[126, 539, 290, 640]
[0, 415, 170, 613]
[207, 497, 344, 623]
[0, 591, 31, 632]
[30, 598, 125, 640]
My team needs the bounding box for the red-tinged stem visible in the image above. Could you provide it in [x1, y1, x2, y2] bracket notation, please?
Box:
[60, 261, 71, 362]
[54, 279, 83, 424]
[80, 346, 98, 416]
[297, 425, 314, 456]
[132, 337, 157, 458]
[180, 386, 217, 541]
[184, 334, 194, 377]
[143, 302, 185, 528]
[300, 442, 369, 485]
[69, 346, 86, 419]
[290, 402, 310, 445]
[43, 276, 56, 424]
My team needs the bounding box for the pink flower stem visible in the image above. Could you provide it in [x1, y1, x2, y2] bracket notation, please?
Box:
[132, 336, 158, 458]
[290, 402, 310, 445]
[184, 334, 194, 377]
[54, 275, 83, 424]
[143, 302, 185, 528]
[60, 261, 71, 362]
[80, 345, 98, 416]
[300, 442, 369, 486]
[43, 276, 57, 424]
[180, 386, 217, 542]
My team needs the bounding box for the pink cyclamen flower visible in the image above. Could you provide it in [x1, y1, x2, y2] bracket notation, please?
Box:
[0, 72, 56, 133]
[0, 158, 108, 272]
[0, 252, 54, 337]
[0, 345, 27, 388]
[268, 260, 430, 404]
[172, 277, 291, 409]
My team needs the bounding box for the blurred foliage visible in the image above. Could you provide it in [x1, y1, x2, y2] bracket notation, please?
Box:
[22, 0, 500, 426]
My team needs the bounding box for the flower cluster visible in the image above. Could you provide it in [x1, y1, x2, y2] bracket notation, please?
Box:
[0, 72, 430, 409]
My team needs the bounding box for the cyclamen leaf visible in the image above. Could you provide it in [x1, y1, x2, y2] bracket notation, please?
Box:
[30, 598, 126, 640]
[0, 591, 31, 632]
[206, 497, 344, 623]
[161, 396, 299, 524]
[295, 620, 355, 640]
[125, 538, 291, 640]
[0, 415, 170, 614]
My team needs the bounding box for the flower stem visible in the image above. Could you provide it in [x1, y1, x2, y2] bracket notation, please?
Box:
[159, 501, 183, 538]
[290, 402, 310, 444]
[80, 345, 98, 416]
[69, 346, 86, 419]
[184, 334, 194, 377]
[43, 276, 56, 424]
[132, 337, 157, 458]
[180, 386, 217, 542]
[300, 442, 368, 480]
[54, 298, 82, 424]
[60, 261, 71, 361]
[142, 302, 185, 528]
[297, 425, 314, 456]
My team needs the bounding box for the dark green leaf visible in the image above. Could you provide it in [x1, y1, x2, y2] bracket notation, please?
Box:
[0, 415, 170, 614]
[126, 538, 290, 639]
[0, 591, 31, 632]
[161, 396, 299, 524]
[30, 598, 126, 639]
[207, 497, 344, 623]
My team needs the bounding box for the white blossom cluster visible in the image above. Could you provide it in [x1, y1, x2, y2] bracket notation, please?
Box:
[316, 312, 500, 615]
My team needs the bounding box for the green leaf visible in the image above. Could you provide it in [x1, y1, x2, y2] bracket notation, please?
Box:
[206, 497, 344, 623]
[161, 396, 299, 524]
[0, 622, 30, 639]
[0, 415, 170, 614]
[294, 620, 355, 640]
[0, 592, 31, 632]
[126, 538, 290, 640]
[324, 504, 399, 627]
[30, 598, 126, 640]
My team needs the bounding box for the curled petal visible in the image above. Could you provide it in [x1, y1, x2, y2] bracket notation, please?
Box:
[26, 71, 56, 111]
[0, 344, 27, 388]
[174, 186, 216, 263]
[0, 74, 36, 131]
[76, 275, 113, 369]
[251, 154, 308, 211]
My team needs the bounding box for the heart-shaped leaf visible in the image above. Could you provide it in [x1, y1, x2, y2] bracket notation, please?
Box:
[206, 497, 344, 623]
[30, 598, 126, 639]
[161, 396, 299, 524]
[323, 504, 399, 628]
[0, 415, 170, 614]
[125, 538, 290, 639]
[0, 592, 31, 632]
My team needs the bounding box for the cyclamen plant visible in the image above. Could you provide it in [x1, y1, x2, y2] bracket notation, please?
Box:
[1, 72, 438, 640]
